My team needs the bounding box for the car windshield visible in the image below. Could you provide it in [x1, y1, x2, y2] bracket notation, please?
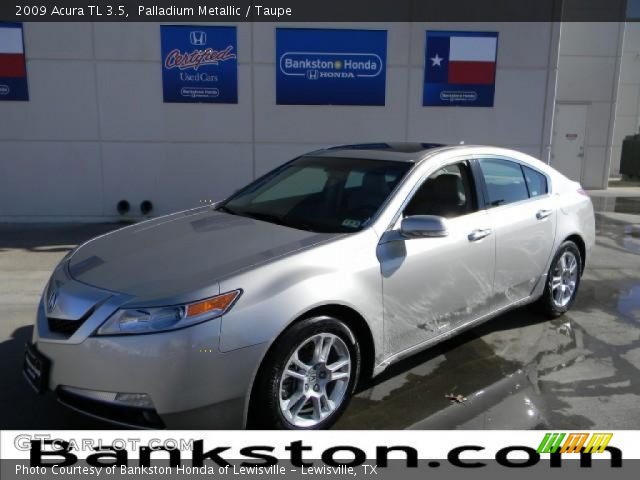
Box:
[218, 156, 412, 233]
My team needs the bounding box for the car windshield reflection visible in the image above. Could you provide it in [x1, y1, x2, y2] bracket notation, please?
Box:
[218, 156, 412, 233]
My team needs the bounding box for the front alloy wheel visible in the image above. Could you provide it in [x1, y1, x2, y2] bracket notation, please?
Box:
[251, 316, 360, 429]
[279, 333, 351, 427]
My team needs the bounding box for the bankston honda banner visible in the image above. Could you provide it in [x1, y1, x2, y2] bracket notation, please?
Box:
[276, 28, 387, 106]
[423, 30, 498, 107]
[160, 25, 238, 103]
[0, 22, 28, 101]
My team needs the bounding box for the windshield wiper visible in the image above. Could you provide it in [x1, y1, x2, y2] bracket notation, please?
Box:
[218, 206, 321, 232]
[216, 204, 237, 215]
[243, 211, 323, 232]
[232, 210, 290, 227]
[217, 205, 278, 224]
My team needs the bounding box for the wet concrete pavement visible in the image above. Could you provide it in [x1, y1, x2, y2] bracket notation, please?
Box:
[1, 193, 639, 429]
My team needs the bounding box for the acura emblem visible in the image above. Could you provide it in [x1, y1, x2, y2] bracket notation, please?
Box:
[47, 288, 58, 311]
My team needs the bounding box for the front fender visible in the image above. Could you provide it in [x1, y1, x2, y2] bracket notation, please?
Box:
[218, 230, 383, 361]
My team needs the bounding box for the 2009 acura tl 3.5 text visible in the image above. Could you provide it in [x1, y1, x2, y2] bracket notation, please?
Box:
[24, 143, 595, 429]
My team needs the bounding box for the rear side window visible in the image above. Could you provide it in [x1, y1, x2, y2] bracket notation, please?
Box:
[522, 165, 548, 197]
[478, 158, 529, 207]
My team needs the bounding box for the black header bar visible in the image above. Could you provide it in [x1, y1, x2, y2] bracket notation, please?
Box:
[1, 0, 634, 22]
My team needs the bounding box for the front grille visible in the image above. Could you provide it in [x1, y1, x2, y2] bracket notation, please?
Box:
[47, 303, 98, 337]
[48, 317, 84, 336]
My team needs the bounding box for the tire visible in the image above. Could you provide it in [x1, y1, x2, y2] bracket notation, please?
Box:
[534, 240, 582, 319]
[250, 316, 361, 429]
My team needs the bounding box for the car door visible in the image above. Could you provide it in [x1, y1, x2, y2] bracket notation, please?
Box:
[377, 159, 496, 357]
[475, 156, 556, 307]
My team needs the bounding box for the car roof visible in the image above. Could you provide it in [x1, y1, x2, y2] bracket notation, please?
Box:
[308, 142, 455, 163]
[296, 143, 563, 189]
[307, 143, 548, 170]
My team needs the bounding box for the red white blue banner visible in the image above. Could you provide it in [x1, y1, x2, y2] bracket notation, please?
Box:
[423, 30, 498, 107]
[0, 22, 28, 101]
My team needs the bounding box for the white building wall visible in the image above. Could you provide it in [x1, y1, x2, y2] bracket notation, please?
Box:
[611, 22, 640, 177]
[1, 22, 559, 221]
[555, 22, 625, 188]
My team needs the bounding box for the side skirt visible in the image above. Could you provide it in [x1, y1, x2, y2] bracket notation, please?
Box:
[373, 294, 539, 376]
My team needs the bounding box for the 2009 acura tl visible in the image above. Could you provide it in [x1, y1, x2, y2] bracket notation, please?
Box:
[24, 143, 595, 429]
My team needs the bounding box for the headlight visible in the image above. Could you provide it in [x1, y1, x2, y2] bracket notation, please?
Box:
[96, 290, 242, 335]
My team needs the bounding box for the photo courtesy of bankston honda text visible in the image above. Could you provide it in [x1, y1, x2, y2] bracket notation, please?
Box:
[23, 143, 595, 429]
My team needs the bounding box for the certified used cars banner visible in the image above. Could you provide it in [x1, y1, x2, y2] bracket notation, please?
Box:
[160, 25, 238, 103]
[0, 430, 637, 479]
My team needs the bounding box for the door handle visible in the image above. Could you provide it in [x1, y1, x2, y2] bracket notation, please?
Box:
[536, 209, 552, 220]
[468, 228, 492, 242]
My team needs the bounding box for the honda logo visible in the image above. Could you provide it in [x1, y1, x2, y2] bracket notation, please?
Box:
[190, 31, 207, 46]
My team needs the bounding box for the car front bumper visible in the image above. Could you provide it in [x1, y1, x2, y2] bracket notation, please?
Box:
[35, 316, 268, 428]
[32, 270, 268, 428]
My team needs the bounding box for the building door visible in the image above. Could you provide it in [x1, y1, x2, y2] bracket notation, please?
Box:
[551, 104, 588, 182]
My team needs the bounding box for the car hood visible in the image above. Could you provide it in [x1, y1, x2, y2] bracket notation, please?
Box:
[68, 207, 339, 303]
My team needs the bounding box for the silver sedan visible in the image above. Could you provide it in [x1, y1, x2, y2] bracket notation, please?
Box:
[24, 143, 595, 429]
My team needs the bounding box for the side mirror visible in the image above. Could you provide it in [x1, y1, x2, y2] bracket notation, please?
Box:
[400, 215, 448, 239]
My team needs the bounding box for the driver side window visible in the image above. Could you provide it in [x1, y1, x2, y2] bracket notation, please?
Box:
[404, 161, 477, 218]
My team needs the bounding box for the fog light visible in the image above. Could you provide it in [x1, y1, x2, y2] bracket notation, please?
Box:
[114, 392, 154, 409]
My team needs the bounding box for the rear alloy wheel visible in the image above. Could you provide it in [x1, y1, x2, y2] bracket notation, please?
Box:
[251, 316, 360, 429]
[534, 240, 582, 318]
[550, 250, 579, 308]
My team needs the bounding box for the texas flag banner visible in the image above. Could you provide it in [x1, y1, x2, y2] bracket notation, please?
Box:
[0, 22, 28, 101]
[423, 30, 498, 107]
